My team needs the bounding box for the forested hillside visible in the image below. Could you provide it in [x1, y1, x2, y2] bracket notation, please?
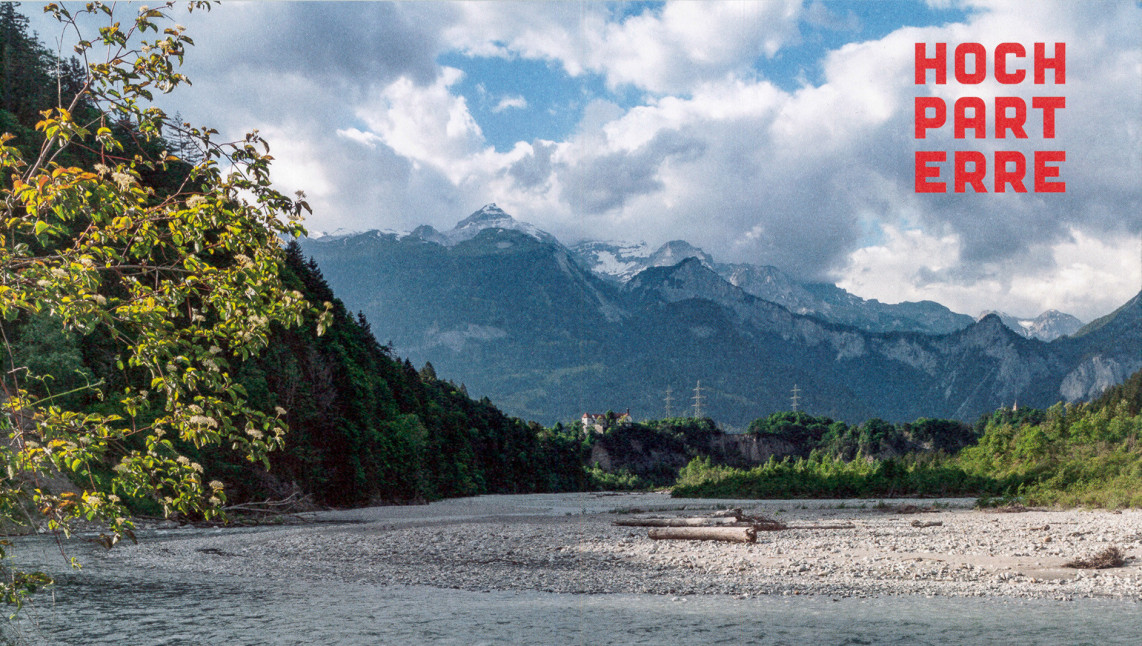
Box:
[211, 243, 587, 505]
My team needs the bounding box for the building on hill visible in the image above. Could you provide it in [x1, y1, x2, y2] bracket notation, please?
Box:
[581, 409, 632, 433]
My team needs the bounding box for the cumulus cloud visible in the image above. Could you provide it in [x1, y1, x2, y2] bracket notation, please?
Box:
[442, 1, 803, 94]
[507, 141, 556, 190]
[38, 1, 1134, 319]
[558, 130, 706, 214]
[184, 2, 450, 88]
[835, 225, 1141, 321]
[355, 68, 485, 178]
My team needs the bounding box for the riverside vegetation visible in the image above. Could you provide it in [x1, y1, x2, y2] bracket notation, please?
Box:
[1, 0, 1139, 615]
[674, 369, 1142, 508]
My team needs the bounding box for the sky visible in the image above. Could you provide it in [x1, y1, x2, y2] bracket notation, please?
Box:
[23, 1, 1142, 321]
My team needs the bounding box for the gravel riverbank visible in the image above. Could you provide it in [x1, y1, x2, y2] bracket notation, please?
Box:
[106, 493, 1142, 601]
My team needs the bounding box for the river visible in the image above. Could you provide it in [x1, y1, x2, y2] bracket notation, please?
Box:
[4, 493, 1140, 645]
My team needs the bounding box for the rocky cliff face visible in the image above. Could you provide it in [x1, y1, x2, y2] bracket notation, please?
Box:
[588, 430, 799, 484]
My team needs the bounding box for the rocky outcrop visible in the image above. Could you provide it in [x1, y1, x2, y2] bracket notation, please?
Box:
[589, 430, 799, 484]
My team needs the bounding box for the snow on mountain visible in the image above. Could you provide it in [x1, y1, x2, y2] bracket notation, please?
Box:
[646, 240, 714, 270]
[439, 203, 558, 246]
[307, 228, 406, 243]
[570, 239, 714, 283]
[307, 227, 367, 240]
[978, 310, 1084, 342]
[568, 240, 654, 282]
[314, 204, 556, 248]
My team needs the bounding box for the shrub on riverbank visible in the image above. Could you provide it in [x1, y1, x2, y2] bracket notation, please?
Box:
[585, 465, 651, 491]
[957, 384, 1142, 507]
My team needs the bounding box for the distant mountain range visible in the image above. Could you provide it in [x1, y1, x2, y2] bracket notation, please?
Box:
[570, 238, 978, 337]
[299, 204, 1139, 427]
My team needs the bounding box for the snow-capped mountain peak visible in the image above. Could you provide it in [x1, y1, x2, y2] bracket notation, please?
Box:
[454, 203, 512, 227]
[647, 240, 713, 269]
[307, 227, 402, 241]
[444, 203, 557, 246]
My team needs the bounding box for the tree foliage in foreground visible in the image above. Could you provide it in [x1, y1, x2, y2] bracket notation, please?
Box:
[1, 3, 588, 542]
[0, 2, 327, 605]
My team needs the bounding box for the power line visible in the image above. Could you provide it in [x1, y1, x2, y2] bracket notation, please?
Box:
[664, 385, 673, 417]
[790, 384, 800, 412]
[692, 380, 705, 419]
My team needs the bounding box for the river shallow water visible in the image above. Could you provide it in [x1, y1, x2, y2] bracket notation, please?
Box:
[5, 493, 1141, 645]
[10, 564, 1141, 645]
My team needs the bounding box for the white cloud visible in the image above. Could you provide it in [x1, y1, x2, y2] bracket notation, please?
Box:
[835, 225, 1141, 321]
[251, 126, 337, 199]
[1009, 230, 1142, 321]
[443, 1, 803, 94]
[354, 67, 487, 184]
[836, 225, 994, 311]
[492, 95, 528, 113]
[586, 1, 802, 93]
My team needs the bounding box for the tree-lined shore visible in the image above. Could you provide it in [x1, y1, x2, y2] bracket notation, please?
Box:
[673, 370, 1142, 507]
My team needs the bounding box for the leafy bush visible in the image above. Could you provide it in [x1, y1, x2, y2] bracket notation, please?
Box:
[586, 465, 650, 491]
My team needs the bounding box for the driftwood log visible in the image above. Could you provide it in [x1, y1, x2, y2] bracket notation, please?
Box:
[748, 518, 789, 531]
[648, 526, 758, 543]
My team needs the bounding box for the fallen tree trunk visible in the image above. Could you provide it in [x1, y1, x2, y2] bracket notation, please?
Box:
[648, 526, 757, 543]
[750, 519, 790, 531]
[613, 516, 743, 527]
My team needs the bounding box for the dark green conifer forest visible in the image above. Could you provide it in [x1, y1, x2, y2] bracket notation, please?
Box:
[216, 242, 588, 505]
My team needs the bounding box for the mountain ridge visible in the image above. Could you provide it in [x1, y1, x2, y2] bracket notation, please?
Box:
[297, 205, 1135, 425]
